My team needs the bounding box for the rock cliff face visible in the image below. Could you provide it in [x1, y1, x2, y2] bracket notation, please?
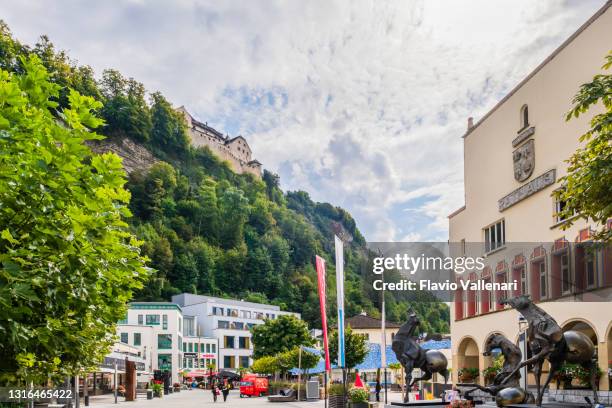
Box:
[88, 137, 157, 174]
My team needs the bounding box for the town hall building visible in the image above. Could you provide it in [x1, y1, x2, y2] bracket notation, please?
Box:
[448, 2, 612, 402]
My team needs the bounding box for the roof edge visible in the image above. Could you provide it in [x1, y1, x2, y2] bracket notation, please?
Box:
[463, 0, 611, 139]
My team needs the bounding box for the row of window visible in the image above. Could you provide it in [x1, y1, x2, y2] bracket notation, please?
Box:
[212, 306, 277, 320]
[182, 342, 217, 354]
[136, 314, 179, 331]
[120, 332, 142, 346]
[455, 244, 612, 320]
[223, 355, 250, 369]
[223, 336, 250, 349]
[217, 320, 259, 330]
[183, 357, 216, 369]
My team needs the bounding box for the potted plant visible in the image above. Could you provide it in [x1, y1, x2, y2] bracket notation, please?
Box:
[329, 383, 346, 408]
[348, 387, 369, 408]
[458, 367, 479, 383]
[151, 382, 163, 398]
[575, 364, 602, 388]
[173, 382, 181, 392]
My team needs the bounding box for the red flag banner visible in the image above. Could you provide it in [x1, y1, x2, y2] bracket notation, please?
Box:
[315, 255, 331, 372]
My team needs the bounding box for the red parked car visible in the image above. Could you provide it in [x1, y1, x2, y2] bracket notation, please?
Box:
[239, 375, 268, 397]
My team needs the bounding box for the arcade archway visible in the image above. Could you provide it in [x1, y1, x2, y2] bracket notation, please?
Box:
[457, 336, 480, 384]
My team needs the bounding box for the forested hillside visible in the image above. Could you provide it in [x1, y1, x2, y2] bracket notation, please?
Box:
[0, 22, 449, 333]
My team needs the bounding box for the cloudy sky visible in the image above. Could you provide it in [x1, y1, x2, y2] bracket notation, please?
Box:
[1, 0, 606, 241]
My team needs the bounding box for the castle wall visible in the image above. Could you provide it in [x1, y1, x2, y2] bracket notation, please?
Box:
[177, 106, 262, 178]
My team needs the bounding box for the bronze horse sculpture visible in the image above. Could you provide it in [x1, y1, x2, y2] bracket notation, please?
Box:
[500, 295, 599, 406]
[462, 333, 534, 406]
[391, 312, 449, 403]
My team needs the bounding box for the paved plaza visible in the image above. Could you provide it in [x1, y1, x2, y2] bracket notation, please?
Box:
[87, 389, 407, 408]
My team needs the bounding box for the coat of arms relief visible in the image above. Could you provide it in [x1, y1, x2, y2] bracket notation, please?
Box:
[513, 139, 534, 182]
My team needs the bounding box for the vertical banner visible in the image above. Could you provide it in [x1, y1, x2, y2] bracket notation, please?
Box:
[381, 268, 387, 369]
[316, 255, 331, 372]
[334, 236, 346, 368]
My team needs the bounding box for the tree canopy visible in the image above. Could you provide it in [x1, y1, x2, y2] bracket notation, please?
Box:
[555, 51, 612, 242]
[251, 315, 314, 359]
[0, 56, 148, 384]
[328, 326, 368, 370]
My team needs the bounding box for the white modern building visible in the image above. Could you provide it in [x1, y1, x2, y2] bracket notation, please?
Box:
[172, 293, 299, 370]
[117, 302, 218, 384]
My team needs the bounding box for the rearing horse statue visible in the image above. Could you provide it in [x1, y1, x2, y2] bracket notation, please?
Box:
[500, 295, 599, 407]
[391, 311, 449, 403]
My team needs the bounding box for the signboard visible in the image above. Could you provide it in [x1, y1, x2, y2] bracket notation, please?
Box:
[184, 352, 198, 358]
[101, 356, 145, 372]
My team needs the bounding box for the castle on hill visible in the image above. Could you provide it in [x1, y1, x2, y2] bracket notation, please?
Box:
[177, 106, 262, 178]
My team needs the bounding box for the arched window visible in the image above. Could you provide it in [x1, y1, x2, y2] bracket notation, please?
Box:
[520, 104, 529, 129]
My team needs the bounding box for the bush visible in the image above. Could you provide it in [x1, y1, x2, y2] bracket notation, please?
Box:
[329, 384, 345, 396]
[348, 387, 369, 403]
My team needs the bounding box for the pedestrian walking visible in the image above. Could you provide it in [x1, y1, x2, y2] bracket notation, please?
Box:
[375, 379, 381, 402]
[211, 383, 219, 402]
[222, 381, 230, 402]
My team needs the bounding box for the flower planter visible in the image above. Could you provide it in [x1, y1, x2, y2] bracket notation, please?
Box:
[349, 402, 369, 408]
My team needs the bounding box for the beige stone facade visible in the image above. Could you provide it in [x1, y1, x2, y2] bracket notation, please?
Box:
[448, 2, 612, 395]
[177, 107, 262, 178]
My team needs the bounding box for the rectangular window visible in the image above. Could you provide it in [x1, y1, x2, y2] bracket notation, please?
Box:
[158, 354, 172, 371]
[194, 343, 198, 353]
[233, 322, 244, 330]
[134, 333, 141, 346]
[146, 315, 160, 325]
[585, 252, 596, 288]
[539, 262, 547, 299]
[561, 253, 571, 294]
[223, 356, 235, 369]
[188, 343, 193, 352]
[240, 356, 250, 368]
[554, 193, 574, 224]
[213, 307, 224, 316]
[484, 220, 505, 253]
[120, 332, 128, 344]
[238, 337, 250, 349]
[224, 336, 235, 349]
[206, 344, 211, 353]
[162, 314, 168, 330]
[158, 334, 172, 350]
[138, 315, 143, 325]
[218, 321, 230, 329]
[521, 268, 527, 295]
[212, 344, 216, 353]
[183, 342, 187, 352]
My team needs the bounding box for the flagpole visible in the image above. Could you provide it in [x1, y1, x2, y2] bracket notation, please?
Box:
[381, 262, 388, 405]
[334, 236, 346, 405]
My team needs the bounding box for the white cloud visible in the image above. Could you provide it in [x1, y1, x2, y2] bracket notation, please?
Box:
[0, 0, 605, 241]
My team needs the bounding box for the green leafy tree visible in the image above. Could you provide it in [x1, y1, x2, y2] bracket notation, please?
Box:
[251, 315, 313, 359]
[279, 347, 320, 374]
[99, 69, 152, 142]
[251, 355, 279, 375]
[328, 326, 368, 371]
[150, 91, 189, 153]
[0, 56, 149, 384]
[555, 51, 612, 242]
